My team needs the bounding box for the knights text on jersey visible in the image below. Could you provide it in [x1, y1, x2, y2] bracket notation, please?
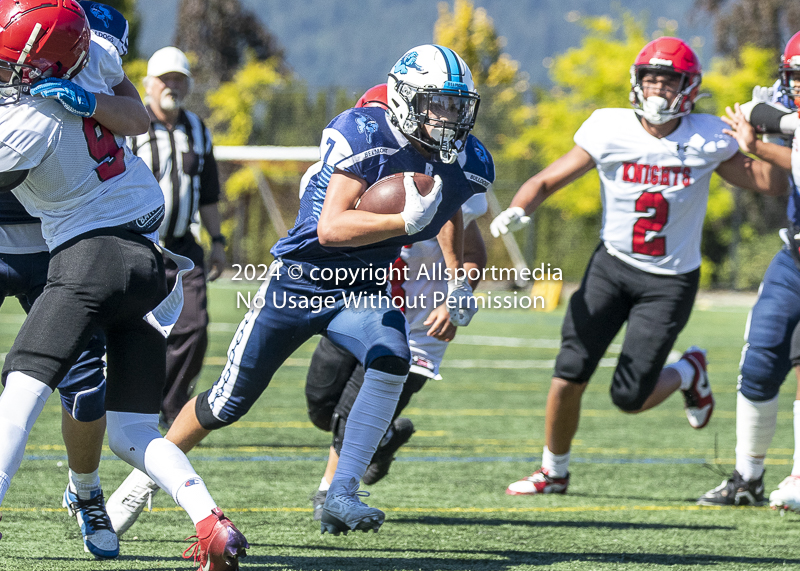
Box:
[0, 97, 164, 250]
[575, 108, 739, 274]
[270, 106, 480, 270]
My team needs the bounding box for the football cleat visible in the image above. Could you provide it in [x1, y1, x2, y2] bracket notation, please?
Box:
[321, 477, 385, 535]
[769, 475, 800, 512]
[697, 469, 765, 506]
[363, 417, 415, 485]
[62, 485, 119, 559]
[680, 346, 714, 429]
[106, 469, 160, 537]
[310, 488, 327, 522]
[183, 508, 249, 571]
[506, 468, 570, 495]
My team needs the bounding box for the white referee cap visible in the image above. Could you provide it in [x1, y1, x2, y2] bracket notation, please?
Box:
[147, 47, 192, 79]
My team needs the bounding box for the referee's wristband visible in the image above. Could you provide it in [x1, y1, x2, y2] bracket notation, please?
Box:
[211, 234, 227, 246]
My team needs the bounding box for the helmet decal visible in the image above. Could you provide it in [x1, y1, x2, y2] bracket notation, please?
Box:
[393, 52, 424, 75]
[355, 113, 379, 144]
[474, 140, 488, 165]
[88, 3, 112, 27]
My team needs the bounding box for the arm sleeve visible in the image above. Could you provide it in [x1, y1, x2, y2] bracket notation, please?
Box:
[750, 102, 793, 134]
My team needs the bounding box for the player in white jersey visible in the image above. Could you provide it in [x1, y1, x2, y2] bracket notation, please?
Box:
[490, 36, 789, 496]
[0, 3, 248, 569]
[0, 4, 151, 558]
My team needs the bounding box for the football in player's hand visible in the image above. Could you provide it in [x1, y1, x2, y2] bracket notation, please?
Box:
[355, 172, 436, 214]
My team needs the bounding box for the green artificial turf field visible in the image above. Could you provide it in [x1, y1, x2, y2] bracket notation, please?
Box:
[1, 281, 799, 570]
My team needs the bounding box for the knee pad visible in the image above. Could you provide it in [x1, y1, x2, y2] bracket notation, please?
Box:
[331, 412, 347, 455]
[738, 373, 782, 402]
[60, 381, 106, 423]
[739, 346, 786, 401]
[308, 405, 334, 432]
[106, 411, 161, 471]
[610, 383, 646, 413]
[194, 390, 233, 430]
[367, 356, 409, 377]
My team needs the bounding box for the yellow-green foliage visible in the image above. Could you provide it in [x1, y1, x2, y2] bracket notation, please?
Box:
[515, 14, 647, 218]
[435, 0, 519, 89]
[205, 55, 284, 146]
[122, 58, 148, 100]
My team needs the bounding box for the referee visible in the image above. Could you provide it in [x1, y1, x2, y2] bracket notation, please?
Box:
[131, 46, 226, 427]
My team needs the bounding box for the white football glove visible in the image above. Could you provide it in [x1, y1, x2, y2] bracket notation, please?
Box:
[401, 173, 443, 235]
[446, 276, 478, 326]
[490, 206, 531, 238]
[752, 85, 775, 103]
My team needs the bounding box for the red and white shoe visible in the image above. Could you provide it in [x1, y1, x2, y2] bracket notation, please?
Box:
[183, 508, 249, 571]
[506, 468, 569, 495]
[680, 346, 714, 429]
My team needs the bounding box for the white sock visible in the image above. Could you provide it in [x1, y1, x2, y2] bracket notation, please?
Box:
[106, 411, 216, 525]
[542, 445, 570, 478]
[319, 476, 330, 492]
[333, 369, 405, 484]
[69, 469, 101, 500]
[734, 392, 778, 481]
[664, 359, 696, 391]
[175, 475, 217, 525]
[792, 401, 800, 476]
[0, 372, 52, 505]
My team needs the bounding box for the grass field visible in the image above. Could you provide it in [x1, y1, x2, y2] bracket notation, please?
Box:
[1, 280, 800, 570]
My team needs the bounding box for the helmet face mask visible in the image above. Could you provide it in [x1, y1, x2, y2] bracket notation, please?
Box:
[0, 60, 34, 103]
[387, 45, 480, 164]
[629, 37, 701, 125]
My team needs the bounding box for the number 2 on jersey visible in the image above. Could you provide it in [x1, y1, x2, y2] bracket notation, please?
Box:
[632, 191, 669, 256]
[82, 118, 125, 182]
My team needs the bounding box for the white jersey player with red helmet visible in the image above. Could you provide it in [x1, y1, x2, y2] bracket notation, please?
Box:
[491, 36, 788, 496]
[0, 1, 248, 568]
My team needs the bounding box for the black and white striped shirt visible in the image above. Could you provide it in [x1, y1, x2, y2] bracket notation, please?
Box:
[129, 106, 220, 245]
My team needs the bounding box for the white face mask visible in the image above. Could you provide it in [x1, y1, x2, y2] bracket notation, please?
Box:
[640, 95, 671, 125]
[159, 88, 183, 112]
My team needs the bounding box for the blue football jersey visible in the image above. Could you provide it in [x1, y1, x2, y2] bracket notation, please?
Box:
[271, 107, 482, 270]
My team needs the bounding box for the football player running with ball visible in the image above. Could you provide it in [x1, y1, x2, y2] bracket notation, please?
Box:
[108, 44, 485, 537]
[491, 37, 788, 496]
[305, 84, 493, 521]
[698, 31, 800, 509]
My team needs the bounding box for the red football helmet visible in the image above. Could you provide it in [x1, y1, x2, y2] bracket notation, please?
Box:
[355, 83, 388, 109]
[0, 0, 90, 103]
[780, 30, 800, 102]
[629, 36, 702, 125]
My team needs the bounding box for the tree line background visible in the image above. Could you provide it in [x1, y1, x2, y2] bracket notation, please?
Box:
[105, 0, 800, 290]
